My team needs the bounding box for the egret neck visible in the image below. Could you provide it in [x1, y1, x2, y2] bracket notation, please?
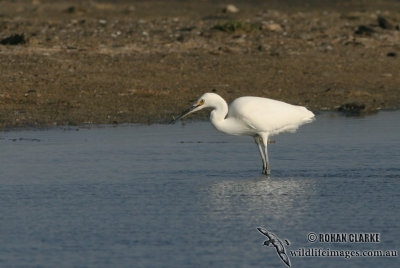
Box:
[209, 95, 229, 133]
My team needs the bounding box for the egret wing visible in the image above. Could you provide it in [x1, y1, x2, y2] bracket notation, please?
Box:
[228, 97, 314, 135]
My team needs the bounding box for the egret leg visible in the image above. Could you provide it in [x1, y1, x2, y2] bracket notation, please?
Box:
[254, 135, 267, 174]
[260, 133, 271, 176]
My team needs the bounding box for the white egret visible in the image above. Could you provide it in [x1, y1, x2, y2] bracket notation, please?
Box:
[171, 93, 315, 175]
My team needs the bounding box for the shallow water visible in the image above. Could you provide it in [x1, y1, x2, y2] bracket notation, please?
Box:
[0, 112, 399, 267]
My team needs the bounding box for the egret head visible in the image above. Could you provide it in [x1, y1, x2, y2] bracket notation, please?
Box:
[170, 93, 216, 123]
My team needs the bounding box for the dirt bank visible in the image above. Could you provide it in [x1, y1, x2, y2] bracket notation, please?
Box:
[1, 0, 400, 127]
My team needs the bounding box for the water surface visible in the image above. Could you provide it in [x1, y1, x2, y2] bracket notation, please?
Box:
[0, 112, 399, 267]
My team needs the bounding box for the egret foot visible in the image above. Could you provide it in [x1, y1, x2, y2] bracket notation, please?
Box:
[263, 166, 271, 176]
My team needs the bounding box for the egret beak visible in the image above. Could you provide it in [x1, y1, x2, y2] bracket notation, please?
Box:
[170, 104, 200, 124]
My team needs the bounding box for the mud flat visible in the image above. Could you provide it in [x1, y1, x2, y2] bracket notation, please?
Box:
[0, 0, 400, 127]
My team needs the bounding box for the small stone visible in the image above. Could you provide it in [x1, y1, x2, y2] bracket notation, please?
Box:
[354, 25, 374, 36]
[263, 23, 283, 32]
[377, 16, 393, 29]
[337, 102, 366, 114]
[98, 19, 107, 26]
[0, 34, 26, 45]
[223, 4, 239, 13]
[65, 6, 76, 13]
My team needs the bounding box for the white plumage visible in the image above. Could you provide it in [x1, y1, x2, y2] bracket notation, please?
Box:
[172, 92, 315, 175]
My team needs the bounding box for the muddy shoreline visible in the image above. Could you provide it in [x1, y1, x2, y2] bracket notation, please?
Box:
[1, 0, 399, 128]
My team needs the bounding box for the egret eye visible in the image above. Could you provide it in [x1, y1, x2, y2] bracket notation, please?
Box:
[199, 99, 205, 106]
